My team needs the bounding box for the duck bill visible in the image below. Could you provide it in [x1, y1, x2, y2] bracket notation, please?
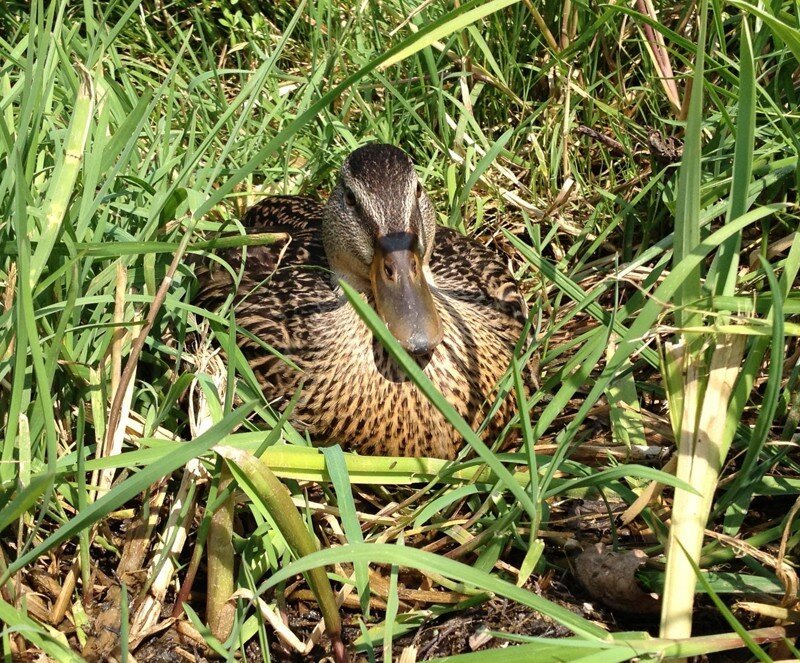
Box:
[370, 238, 443, 356]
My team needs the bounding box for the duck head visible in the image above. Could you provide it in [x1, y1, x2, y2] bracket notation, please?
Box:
[323, 144, 443, 356]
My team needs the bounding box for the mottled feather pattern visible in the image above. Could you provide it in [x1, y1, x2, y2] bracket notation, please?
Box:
[195, 195, 526, 459]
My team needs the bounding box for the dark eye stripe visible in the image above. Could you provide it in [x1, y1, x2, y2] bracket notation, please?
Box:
[356, 206, 380, 242]
[410, 202, 422, 236]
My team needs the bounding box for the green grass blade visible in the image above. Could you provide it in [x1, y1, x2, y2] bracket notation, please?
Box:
[322, 445, 371, 616]
[511, 356, 540, 532]
[0, 403, 255, 584]
[709, 15, 756, 296]
[0, 598, 83, 662]
[193, 0, 524, 220]
[728, 0, 800, 62]
[28, 65, 94, 288]
[0, 472, 53, 536]
[672, 0, 708, 328]
[258, 542, 609, 640]
[340, 280, 539, 520]
[721, 257, 786, 531]
[380, 0, 520, 70]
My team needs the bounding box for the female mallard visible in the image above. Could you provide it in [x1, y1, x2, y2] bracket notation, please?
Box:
[195, 144, 527, 459]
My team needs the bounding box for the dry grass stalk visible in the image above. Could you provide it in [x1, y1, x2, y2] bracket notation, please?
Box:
[81, 405, 180, 444]
[399, 645, 419, 663]
[80, 483, 169, 661]
[735, 602, 800, 622]
[102, 216, 197, 497]
[290, 588, 388, 611]
[2, 262, 17, 360]
[17, 585, 52, 624]
[128, 461, 201, 648]
[619, 454, 678, 526]
[228, 547, 362, 656]
[635, 0, 682, 113]
[110, 261, 126, 406]
[232, 588, 307, 652]
[51, 560, 79, 625]
[704, 528, 799, 605]
[521, 0, 560, 51]
[777, 496, 800, 609]
[92, 266, 137, 502]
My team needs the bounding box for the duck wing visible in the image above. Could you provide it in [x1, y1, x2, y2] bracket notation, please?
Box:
[431, 226, 528, 325]
[193, 196, 327, 312]
[193, 196, 336, 400]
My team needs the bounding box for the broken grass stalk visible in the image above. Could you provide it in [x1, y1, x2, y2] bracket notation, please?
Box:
[214, 445, 347, 663]
[660, 336, 746, 646]
[205, 464, 236, 643]
[28, 64, 95, 288]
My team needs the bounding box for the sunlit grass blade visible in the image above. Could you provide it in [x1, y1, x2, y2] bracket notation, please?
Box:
[671, 0, 707, 329]
[660, 336, 746, 643]
[709, 15, 756, 296]
[720, 257, 786, 531]
[379, 0, 520, 70]
[383, 550, 401, 663]
[322, 445, 371, 616]
[605, 345, 647, 450]
[0, 598, 83, 662]
[728, 0, 800, 62]
[340, 280, 538, 520]
[28, 65, 94, 288]
[533, 201, 779, 498]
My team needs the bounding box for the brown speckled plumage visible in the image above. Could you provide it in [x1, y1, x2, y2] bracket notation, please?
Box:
[195, 146, 527, 459]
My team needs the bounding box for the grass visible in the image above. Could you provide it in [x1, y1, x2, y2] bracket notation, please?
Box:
[1, 0, 799, 661]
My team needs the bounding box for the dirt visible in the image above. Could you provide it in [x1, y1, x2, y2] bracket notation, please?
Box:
[121, 485, 798, 662]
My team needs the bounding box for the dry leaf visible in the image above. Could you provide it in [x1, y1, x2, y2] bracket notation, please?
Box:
[573, 543, 660, 614]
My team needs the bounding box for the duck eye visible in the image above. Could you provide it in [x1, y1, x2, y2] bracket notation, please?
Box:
[344, 188, 356, 207]
[416, 181, 423, 199]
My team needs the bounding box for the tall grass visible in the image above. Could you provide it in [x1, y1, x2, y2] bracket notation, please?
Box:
[1, 0, 799, 661]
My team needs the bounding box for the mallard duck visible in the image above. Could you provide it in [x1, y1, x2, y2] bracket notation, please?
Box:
[195, 144, 527, 459]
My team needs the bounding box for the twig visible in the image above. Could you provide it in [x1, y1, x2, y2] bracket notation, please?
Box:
[103, 223, 195, 471]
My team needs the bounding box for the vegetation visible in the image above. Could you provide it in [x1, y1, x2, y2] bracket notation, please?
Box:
[1, 0, 799, 660]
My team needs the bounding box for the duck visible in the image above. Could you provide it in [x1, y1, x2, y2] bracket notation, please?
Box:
[194, 144, 528, 460]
